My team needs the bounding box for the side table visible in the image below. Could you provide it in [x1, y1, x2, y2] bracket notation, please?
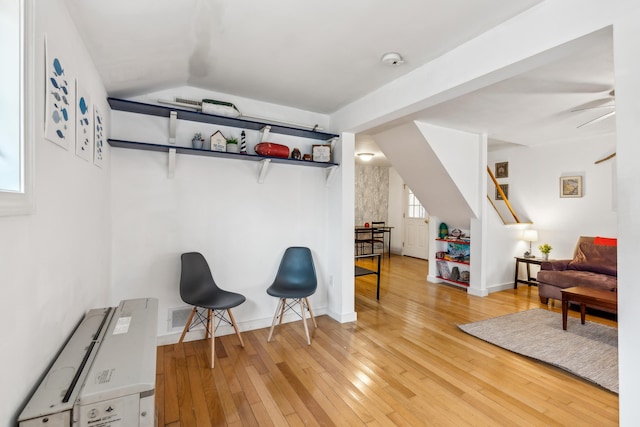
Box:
[513, 257, 550, 289]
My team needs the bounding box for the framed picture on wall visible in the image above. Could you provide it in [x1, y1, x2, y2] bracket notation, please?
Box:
[560, 176, 583, 198]
[495, 161, 509, 178]
[496, 184, 509, 200]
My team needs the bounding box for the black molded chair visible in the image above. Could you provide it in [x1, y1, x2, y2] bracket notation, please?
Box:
[178, 252, 245, 368]
[266, 247, 318, 345]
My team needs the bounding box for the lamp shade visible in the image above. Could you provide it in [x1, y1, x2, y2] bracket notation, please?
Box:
[523, 230, 538, 242]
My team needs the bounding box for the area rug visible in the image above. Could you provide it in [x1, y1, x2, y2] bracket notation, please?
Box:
[458, 309, 618, 393]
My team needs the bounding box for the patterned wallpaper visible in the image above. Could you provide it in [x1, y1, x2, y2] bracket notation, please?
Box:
[355, 165, 389, 226]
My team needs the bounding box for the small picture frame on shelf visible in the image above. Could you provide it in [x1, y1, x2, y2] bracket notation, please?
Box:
[495, 161, 508, 178]
[560, 175, 583, 198]
[495, 184, 509, 200]
[210, 130, 226, 152]
[312, 144, 331, 162]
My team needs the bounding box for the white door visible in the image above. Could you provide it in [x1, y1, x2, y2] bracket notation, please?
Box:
[403, 187, 429, 259]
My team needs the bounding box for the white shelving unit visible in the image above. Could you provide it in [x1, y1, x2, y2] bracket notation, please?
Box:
[435, 237, 471, 288]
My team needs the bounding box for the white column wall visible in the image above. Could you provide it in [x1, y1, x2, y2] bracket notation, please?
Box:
[613, 10, 640, 426]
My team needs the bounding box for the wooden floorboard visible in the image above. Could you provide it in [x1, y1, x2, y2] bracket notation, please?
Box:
[157, 255, 618, 426]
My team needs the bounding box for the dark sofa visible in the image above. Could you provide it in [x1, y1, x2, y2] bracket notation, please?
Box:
[537, 236, 617, 304]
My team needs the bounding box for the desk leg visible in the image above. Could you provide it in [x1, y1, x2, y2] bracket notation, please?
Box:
[562, 296, 569, 330]
[514, 260, 520, 289]
[526, 263, 532, 285]
[580, 303, 586, 324]
[376, 255, 381, 300]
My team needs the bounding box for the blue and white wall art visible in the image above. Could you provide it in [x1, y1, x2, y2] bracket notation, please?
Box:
[75, 80, 93, 161]
[44, 38, 75, 149]
[94, 106, 104, 167]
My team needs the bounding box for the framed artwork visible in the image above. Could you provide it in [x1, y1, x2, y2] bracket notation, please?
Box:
[495, 161, 508, 178]
[560, 176, 583, 198]
[496, 184, 509, 200]
[94, 106, 105, 167]
[75, 80, 93, 161]
[45, 37, 75, 149]
[312, 144, 331, 162]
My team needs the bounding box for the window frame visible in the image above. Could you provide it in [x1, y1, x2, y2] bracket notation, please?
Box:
[0, 0, 34, 216]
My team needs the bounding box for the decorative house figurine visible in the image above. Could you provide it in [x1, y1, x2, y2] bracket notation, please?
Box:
[210, 130, 226, 152]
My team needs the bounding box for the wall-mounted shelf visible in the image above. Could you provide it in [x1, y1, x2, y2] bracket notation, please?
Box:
[108, 139, 339, 183]
[107, 98, 339, 141]
[108, 97, 341, 183]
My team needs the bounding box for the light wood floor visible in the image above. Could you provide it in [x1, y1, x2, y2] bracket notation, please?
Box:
[156, 255, 618, 426]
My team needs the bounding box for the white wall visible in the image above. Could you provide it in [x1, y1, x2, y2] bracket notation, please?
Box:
[388, 167, 404, 254]
[109, 88, 341, 340]
[0, 0, 111, 424]
[612, 12, 640, 424]
[486, 134, 617, 290]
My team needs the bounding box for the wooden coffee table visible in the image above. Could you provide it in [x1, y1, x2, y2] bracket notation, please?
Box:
[560, 287, 617, 330]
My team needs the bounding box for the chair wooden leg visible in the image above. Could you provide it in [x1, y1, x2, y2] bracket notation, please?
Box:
[206, 309, 212, 339]
[210, 317, 215, 369]
[278, 298, 287, 326]
[227, 308, 244, 348]
[300, 299, 311, 345]
[267, 299, 284, 342]
[305, 298, 318, 329]
[178, 307, 197, 344]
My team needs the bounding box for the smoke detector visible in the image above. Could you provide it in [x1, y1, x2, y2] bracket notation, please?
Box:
[381, 52, 405, 66]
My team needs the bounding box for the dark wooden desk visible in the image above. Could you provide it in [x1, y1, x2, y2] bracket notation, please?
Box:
[560, 287, 617, 330]
[513, 257, 548, 289]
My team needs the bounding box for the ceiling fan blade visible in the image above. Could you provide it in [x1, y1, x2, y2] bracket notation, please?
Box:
[571, 104, 616, 113]
[577, 110, 616, 128]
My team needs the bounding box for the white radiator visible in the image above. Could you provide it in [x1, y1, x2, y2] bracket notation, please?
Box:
[18, 298, 158, 427]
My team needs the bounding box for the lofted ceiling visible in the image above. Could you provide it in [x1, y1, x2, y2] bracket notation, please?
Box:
[65, 0, 615, 167]
[65, 0, 542, 113]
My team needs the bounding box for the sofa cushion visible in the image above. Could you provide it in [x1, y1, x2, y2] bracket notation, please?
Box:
[567, 241, 617, 277]
[537, 269, 617, 291]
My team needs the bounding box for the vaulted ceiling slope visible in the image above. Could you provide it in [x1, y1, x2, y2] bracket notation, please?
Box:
[64, 0, 542, 114]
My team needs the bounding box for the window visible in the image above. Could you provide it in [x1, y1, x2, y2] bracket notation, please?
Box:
[407, 189, 425, 218]
[0, 0, 33, 215]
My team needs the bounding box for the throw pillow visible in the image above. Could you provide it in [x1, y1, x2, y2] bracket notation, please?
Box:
[594, 236, 617, 246]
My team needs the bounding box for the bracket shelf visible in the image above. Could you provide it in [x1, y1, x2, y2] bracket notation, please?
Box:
[108, 139, 340, 183]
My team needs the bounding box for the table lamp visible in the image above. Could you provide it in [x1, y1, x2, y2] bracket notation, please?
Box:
[523, 230, 538, 258]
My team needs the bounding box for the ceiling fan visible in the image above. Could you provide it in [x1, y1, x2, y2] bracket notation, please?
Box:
[571, 89, 617, 164]
[572, 89, 616, 128]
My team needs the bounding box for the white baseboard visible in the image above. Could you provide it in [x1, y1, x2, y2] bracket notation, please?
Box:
[157, 304, 347, 346]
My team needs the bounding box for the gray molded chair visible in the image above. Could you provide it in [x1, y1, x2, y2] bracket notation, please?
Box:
[178, 252, 245, 368]
[266, 247, 318, 345]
